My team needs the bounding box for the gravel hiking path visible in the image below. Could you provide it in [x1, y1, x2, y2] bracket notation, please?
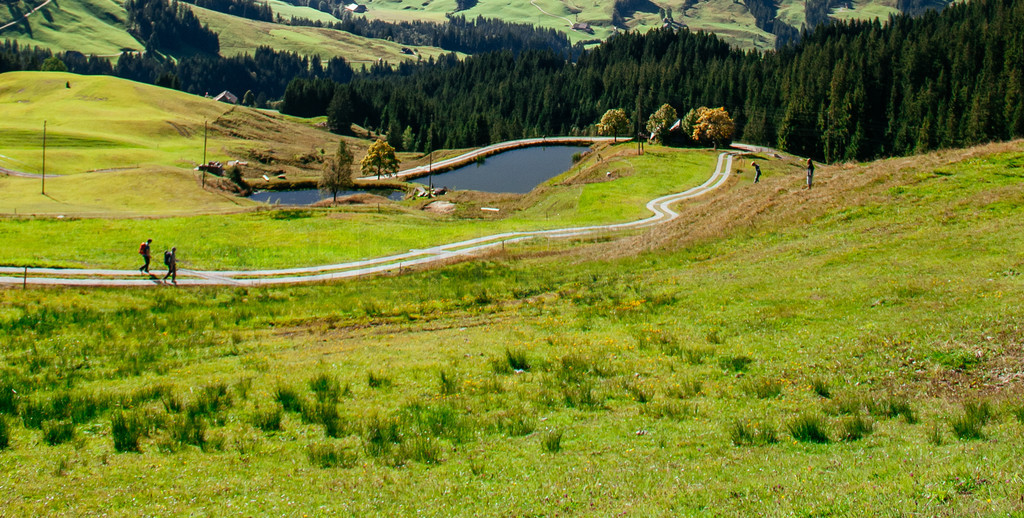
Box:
[0, 151, 737, 287]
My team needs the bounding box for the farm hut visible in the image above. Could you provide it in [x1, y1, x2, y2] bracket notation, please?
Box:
[213, 91, 239, 104]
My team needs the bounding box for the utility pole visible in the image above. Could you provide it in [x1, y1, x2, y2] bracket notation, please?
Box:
[203, 120, 208, 165]
[635, 87, 643, 156]
[41, 120, 46, 195]
[202, 120, 208, 188]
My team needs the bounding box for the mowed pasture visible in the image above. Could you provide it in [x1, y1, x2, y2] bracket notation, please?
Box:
[0, 0, 140, 55]
[191, 4, 458, 64]
[0, 71, 369, 215]
[0, 142, 1021, 515]
[0, 143, 723, 268]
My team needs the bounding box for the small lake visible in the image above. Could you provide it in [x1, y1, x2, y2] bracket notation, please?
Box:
[413, 145, 591, 193]
[248, 189, 403, 205]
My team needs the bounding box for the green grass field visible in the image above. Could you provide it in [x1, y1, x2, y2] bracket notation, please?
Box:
[0, 0, 140, 55]
[0, 141, 1021, 514]
[192, 4, 457, 63]
[0, 71, 353, 188]
[0, 144, 721, 267]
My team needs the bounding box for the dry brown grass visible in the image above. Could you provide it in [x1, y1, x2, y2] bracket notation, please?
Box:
[587, 141, 1024, 260]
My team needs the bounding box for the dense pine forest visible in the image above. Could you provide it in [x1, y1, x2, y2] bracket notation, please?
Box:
[2, 0, 1022, 161]
[292, 0, 1023, 161]
[287, 14, 585, 57]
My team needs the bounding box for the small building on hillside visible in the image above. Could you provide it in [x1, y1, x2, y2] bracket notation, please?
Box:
[213, 90, 238, 104]
[344, 3, 366, 13]
[572, 21, 594, 34]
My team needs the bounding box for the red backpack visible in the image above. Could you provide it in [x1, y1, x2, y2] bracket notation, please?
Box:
[139, 242, 148, 255]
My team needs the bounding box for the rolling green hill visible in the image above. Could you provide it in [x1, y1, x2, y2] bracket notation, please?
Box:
[0, 0, 453, 64]
[0, 71, 362, 214]
[0, 0, 141, 55]
[191, 4, 457, 63]
[0, 140, 1021, 514]
[353, 0, 914, 50]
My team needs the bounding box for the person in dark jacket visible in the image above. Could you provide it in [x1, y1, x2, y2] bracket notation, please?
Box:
[138, 239, 153, 274]
[806, 158, 815, 189]
[753, 162, 762, 183]
[163, 247, 178, 284]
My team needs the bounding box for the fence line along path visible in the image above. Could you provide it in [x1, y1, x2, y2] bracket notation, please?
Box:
[0, 151, 736, 287]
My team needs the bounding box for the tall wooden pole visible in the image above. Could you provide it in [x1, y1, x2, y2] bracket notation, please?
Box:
[41, 120, 46, 194]
[202, 121, 208, 187]
[203, 120, 208, 165]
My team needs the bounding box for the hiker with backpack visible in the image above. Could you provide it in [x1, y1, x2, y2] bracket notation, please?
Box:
[138, 239, 153, 274]
[753, 162, 762, 183]
[163, 247, 178, 284]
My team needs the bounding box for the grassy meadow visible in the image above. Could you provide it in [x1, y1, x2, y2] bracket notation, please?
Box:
[0, 0, 140, 55]
[192, 4, 457, 64]
[0, 141, 1022, 514]
[0, 144, 721, 267]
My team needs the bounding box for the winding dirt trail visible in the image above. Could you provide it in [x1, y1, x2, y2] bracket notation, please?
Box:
[0, 0, 53, 32]
[0, 152, 736, 287]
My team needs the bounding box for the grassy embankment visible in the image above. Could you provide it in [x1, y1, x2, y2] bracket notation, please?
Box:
[0, 71, 365, 214]
[0, 142, 1021, 515]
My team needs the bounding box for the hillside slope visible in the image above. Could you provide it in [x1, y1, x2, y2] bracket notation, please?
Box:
[0, 142, 1021, 514]
[0, 0, 141, 55]
[0, 71, 344, 177]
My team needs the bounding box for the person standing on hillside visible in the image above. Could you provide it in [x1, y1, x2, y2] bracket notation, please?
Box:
[753, 162, 762, 183]
[806, 158, 815, 189]
[138, 239, 153, 274]
[163, 247, 178, 284]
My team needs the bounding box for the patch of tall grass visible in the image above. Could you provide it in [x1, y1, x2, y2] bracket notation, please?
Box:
[787, 413, 830, 443]
[250, 404, 284, 433]
[42, 420, 75, 446]
[541, 429, 563, 453]
[719, 355, 754, 372]
[730, 419, 778, 446]
[111, 409, 146, 453]
[950, 400, 992, 440]
[0, 415, 9, 450]
[307, 442, 359, 469]
[839, 415, 874, 441]
[741, 378, 782, 399]
[367, 371, 393, 389]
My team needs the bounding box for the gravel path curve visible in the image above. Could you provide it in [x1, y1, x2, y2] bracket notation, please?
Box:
[0, 152, 735, 287]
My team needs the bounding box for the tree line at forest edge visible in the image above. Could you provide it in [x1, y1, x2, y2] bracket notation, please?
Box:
[285, 0, 1023, 163]
[2, 0, 1022, 162]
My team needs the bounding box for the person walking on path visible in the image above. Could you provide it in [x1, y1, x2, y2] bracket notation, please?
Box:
[753, 162, 762, 183]
[805, 158, 815, 189]
[138, 239, 153, 274]
[162, 247, 178, 284]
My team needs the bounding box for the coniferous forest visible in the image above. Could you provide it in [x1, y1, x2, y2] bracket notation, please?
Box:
[2, 0, 1023, 162]
[305, 0, 1023, 162]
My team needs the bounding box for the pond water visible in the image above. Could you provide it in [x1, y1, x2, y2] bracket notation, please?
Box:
[248, 189, 403, 205]
[413, 145, 591, 193]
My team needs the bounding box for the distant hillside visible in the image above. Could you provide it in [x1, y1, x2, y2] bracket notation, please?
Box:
[338, 0, 950, 50]
[0, 0, 141, 55]
[1, 0, 953, 58]
[0, 71, 347, 177]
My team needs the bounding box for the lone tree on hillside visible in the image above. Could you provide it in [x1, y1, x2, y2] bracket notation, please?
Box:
[646, 103, 678, 145]
[320, 139, 354, 202]
[598, 108, 629, 143]
[361, 139, 400, 180]
[692, 107, 735, 149]
[41, 57, 67, 72]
